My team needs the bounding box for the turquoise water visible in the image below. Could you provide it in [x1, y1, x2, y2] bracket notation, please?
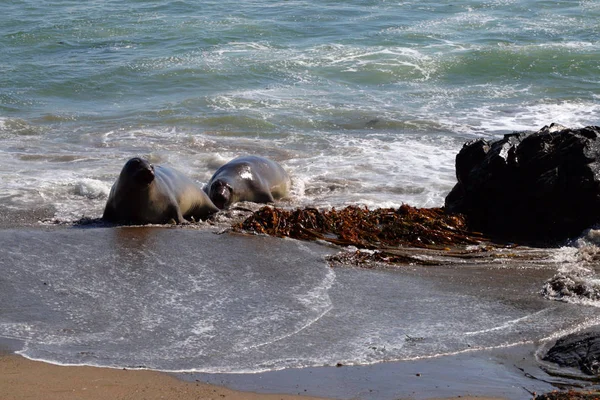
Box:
[1, 0, 600, 217]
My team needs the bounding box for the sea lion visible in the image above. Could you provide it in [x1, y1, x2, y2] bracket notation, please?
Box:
[205, 155, 291, 209]
[103, 157, 219, 224]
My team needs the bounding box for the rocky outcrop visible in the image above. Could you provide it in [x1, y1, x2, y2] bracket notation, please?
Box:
[543, 330, 600, 376]
[445, 124, 600, 242]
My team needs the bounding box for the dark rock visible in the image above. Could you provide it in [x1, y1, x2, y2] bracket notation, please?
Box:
[536, 390, 600, 400]
[445, 124, 600, 241]
[543, 330, 600, 376]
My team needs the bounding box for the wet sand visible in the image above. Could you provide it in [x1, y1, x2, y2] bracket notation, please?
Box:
[185, 342, 569, 399]
[0, 352, 516, 400]
[0, 353, 332, 400]
[0, 330, 549, 400]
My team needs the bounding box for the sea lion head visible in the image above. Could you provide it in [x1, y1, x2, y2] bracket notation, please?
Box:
[122, 157, 155, 187]
[209, 179, 232, 209]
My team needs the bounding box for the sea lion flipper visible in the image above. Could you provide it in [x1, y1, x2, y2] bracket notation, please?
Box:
[185, 200, 219, 222]
[168, 204, 187, 224]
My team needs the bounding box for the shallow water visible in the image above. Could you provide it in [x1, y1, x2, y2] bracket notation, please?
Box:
[1, 225, 599, 378]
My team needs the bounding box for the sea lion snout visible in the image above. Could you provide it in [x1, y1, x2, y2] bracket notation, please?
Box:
[134, 165, 155, 185]
[210, 180, 232, 209]
[123, 157, 155, 186]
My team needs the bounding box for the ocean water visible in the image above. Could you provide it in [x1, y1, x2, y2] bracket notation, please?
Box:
[2, 0, 600, 386]
[2, 0, 599, 219]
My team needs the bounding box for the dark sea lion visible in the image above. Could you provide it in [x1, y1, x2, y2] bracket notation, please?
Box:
[206, 155, 291, 209]
[103, 157, 219, 224]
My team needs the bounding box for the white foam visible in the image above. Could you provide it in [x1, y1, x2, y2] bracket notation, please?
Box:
[72, 178, 110, 199]
[568, 228, 600, 264]
[286, 133, 460, 208]
[191, 321, 215, 336]
[203, 153, 230, 170]
[541, 229, 600, 307]
[464, 309, 553, 336]
[444, 100, 600, 136]
[550, 246, 581, 264]
[223, 41, 273, 52]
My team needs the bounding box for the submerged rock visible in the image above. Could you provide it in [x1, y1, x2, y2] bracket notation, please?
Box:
[543, 330, 600, 376]
[445, 124, 600, 242]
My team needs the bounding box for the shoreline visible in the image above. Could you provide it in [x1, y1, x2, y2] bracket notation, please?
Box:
[0, 333, 550, 400]
[0, 353, 332, 400]
[0, 338, 578, 400]
[0, 352, 518, 400]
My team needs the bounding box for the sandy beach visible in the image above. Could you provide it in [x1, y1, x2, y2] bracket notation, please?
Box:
[0, 353, 513, 400]
[0, 354, 333, 400]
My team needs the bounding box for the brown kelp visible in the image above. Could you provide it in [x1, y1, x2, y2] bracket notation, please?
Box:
[233, 205, 490, 266]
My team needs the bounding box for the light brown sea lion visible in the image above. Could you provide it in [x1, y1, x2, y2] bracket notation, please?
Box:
[103, 157, 219, 224]
[205, 155, 291, 209]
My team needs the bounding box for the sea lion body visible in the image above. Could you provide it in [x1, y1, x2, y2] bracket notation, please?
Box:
[206, 156, 291, 209]
[103, 158, 218, 224]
